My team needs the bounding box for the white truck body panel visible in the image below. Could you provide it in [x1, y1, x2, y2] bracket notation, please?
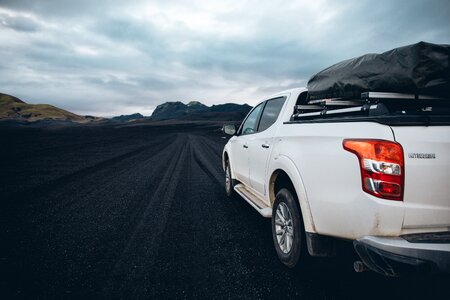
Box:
[227, 136, 250, 185]
[273, 122, 405, 239]
[392, 126, 450, 231]
[223, 87, 450, 240]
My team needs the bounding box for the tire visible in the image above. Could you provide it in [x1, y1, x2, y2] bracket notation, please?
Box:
[225, 162, 236, 198]
[271, 188, 305, 268]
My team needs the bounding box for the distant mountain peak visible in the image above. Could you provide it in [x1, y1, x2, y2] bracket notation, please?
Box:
[187, 101, 205, 107]
[111, 113, 144, 122]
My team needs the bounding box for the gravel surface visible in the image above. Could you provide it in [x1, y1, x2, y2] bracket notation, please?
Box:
[1, 123, 449, 299]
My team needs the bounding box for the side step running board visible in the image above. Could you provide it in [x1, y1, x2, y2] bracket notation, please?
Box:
[234, 184, 272, 218]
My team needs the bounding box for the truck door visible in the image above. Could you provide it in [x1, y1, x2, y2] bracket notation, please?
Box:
[248, 97, 286, 198]
[230, 102, 264, 186]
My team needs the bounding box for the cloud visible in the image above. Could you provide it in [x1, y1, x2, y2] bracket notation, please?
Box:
[0, 0, 449, 116]
[0, 12, 41, 32]
[0, 0, 125, 18]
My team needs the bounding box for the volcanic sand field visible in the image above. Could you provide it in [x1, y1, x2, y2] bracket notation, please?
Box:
[1, 122, 449, 299]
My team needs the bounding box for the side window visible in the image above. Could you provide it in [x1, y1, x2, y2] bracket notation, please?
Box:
[241, 103, 264, 135]
[258, 97, 286, 132]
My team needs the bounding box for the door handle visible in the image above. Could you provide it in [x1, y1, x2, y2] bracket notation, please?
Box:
[262, 144, 270, 148]
[243, 145, 248, 148]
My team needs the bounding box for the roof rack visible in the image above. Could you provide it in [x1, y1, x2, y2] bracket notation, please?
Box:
[294, 95, 365, 116]
[292, 91, 448, 121]
[308, 99, 364, 106]
[294, 97, 364, 115]
[361, 92, 445, 101]
[293, 103, 381, 120]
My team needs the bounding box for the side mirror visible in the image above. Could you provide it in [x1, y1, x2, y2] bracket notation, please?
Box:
[222, 124, 236, 136]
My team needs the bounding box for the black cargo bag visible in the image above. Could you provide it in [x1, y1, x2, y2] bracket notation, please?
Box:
[307, 41, 450, 101]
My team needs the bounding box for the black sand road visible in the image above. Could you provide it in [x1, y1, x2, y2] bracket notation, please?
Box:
[0, 123, 448, 299]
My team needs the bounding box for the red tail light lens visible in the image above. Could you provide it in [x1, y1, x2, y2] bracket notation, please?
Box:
[343, 139, 404, 201]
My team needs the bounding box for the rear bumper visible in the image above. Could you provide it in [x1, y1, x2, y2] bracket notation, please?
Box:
[354, 235, 450, 276]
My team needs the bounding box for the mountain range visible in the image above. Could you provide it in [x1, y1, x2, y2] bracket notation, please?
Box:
[0, 92, 252, 124]
[151, 101, 251, 121]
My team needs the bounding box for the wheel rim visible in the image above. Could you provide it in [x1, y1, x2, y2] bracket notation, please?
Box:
[225, 165, 231, 193]
[274, 202, 294, 253]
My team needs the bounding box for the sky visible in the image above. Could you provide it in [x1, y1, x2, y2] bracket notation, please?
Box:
[0, 0, 449, 117]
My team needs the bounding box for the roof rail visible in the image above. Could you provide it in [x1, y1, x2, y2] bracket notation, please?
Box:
[361, 92, 446, 101]
[308, 98, 364, 106]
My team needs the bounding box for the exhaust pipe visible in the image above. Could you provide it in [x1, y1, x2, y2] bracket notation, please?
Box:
[353, 260, 368, 273]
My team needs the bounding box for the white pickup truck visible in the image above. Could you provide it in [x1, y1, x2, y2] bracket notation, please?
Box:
[222, 88, 450, 276]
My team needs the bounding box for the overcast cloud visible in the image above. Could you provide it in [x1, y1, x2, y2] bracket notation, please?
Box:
[0, 0, 449, 116]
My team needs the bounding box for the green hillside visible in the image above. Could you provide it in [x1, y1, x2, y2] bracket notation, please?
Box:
[0, 93, 95, 123]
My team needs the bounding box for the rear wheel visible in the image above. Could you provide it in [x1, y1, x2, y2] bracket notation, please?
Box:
[272, 188, 305, 268]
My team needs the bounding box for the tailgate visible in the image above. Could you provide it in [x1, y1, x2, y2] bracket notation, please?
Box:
[392, 126, 450, 230]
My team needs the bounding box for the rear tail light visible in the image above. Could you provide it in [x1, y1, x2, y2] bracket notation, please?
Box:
[343, 139, 404, 201]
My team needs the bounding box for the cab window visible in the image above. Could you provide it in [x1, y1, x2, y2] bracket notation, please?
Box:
[241, 103, 264, 135]
[257, 97, 286, 132]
